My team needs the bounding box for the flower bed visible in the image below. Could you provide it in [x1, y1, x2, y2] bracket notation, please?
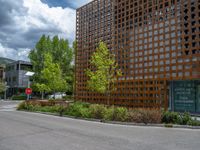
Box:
[17, 101, 200, 126]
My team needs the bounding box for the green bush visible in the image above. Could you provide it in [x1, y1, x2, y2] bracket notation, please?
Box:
[12, 95, 27, 100]
[187, 118, 200, 126]
[17, 101, 26, 110]
[162, 111, 193, 125]
[17, 101, 64, 113]
[113, 107, 128, 121]
[162, 111, 179, 124]
[64, 101, 91, 118]
[103, 106, 114, 121]
[103, 106, 128, 122]
[128, 109, 162, 124]
[179, 112, 192, 125]
[37, 105, 62, 113]
[89, 104, 107, 119]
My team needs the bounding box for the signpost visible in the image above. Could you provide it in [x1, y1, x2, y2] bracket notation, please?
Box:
[25, 88, 32, 100]
[25, 71, 34, 100]
[25, 88, 32, 95]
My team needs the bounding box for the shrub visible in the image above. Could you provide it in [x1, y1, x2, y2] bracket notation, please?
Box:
[12, 95, 27, 100]
[103, 106, 128, 122]
[64, 101, 91, 118]
[187, 118, 200, 126]
[17, 101, 26, 110]
[17, 101, 66, 113]
[37, 105, 63, 113]
[179, 112, 192, 125]
[162, 111, 179, 124]
[89, 104, 107, 119]
[128, 109, 162, 124]
[162, 111, 193, 125]
[113, 107, 128, 122]
[103, 106, 114, 121]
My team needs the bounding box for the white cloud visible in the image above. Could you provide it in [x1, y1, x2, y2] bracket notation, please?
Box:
[67, 0, 93, 8]
[23, 0, 76, 39]
[0, 0, 76, 60]
[0, 43, 16, 59]
[0, 43, 30, 60]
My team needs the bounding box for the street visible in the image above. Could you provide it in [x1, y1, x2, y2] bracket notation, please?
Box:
[0, 101, 200, 150]
[0, 100, 21, 111]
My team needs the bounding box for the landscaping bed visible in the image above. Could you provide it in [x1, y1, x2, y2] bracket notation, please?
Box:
[17, 101, 200, 127]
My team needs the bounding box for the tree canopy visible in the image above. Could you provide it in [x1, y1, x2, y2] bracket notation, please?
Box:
[0, 81, 5, 93]
[29, 35, 74, 96]
[85, 41, 122, 105]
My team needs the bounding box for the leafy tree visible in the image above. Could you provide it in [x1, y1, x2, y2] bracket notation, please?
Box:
[34, 83, 50, 100]
[0, 81, 5, 93]
[29, 35, 74, 95]
[29, 35, 50, 83]
[39, 53, 67, 98]
[85, 41, 122, 105]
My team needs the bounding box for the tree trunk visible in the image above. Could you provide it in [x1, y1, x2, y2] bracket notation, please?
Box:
[41, 91, 44, 100]
[106, 91, 110, 105]
[54, 90, 56, 99]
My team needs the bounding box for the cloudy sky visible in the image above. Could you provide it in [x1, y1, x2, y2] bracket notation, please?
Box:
[0, 0, 92, 60]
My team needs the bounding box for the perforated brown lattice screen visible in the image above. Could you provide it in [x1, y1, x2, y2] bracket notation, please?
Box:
[75, 0, 200, 109]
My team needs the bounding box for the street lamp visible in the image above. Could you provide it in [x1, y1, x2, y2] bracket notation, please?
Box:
[25, 71, 35, 100]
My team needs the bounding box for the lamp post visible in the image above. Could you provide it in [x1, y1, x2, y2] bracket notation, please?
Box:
[25, 71, 35, 100]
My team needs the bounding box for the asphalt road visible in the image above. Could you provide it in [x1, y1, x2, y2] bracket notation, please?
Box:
[0, 101, 200, 150]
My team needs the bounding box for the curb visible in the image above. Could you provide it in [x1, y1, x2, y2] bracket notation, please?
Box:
[19, 110, 200, 129]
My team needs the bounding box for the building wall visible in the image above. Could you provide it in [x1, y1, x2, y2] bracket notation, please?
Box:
[5, 61, 32, 96]
[75, 0, 200, 109]
[76, 0, 113, 103]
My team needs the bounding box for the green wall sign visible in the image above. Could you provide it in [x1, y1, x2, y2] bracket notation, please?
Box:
[173, 81, 196, 112]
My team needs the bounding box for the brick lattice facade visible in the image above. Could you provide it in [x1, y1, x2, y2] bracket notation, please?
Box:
[75, 0, 200, 109]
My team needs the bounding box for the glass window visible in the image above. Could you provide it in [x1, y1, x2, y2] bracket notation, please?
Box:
[171, 32, 176, 38]
[165, 27, 169, 32]
[165, 33, 170, 38]
[165, 40, 169, 45]
[154, 42, 158, 47]
[172, 66, 176, 70]
[159, 29, 163, 34]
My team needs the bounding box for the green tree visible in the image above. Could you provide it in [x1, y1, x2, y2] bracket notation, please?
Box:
[29, 35, 50, 83]
[40, 53, 67, 98]
[85, 42, 122, 105]
[34, 83, 50, 100]
[29, 35, 74, 95]
[0, 81, 5, 93]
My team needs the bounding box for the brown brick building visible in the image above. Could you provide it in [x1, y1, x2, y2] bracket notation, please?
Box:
[75, 0, 200, 111]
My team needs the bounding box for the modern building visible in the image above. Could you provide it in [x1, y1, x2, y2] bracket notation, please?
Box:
[5, 60, 32, 96]
[75, 0, 200, 113]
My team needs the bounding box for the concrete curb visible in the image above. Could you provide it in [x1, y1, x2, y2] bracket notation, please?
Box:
[19, 110, 200, 129]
